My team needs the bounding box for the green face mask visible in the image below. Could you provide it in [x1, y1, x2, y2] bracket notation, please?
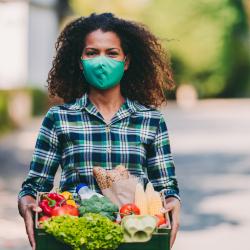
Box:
[81, 56, 125, 90]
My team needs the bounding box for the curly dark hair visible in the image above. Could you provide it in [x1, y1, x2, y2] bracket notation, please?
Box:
[47, 13, 174, 107]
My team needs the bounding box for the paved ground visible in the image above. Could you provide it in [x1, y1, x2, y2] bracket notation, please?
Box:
[0, 99, 249, 250]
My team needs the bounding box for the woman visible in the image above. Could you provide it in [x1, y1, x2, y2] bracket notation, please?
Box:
[18, 13, 180, 249]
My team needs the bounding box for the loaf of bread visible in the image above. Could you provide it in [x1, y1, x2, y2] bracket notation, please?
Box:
[93, 166, 109, 189]
[93, 165, 129, 189]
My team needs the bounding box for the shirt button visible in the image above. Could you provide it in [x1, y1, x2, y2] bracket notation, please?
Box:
[105, 126, 110, 132]
[107, 147, 111, 153]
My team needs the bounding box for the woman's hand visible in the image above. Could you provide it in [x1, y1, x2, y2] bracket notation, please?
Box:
[164, 197, 181, 248]
[18, 196, 42, 250]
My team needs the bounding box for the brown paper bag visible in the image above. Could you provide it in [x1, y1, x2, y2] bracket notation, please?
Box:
[93, 165, 139, 208]
[102, 177, 139, 208]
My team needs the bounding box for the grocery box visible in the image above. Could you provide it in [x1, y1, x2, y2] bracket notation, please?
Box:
[35, 227, 170, 250]
[35, 192, 171, 250]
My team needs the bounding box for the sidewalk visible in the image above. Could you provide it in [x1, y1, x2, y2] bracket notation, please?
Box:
[0, 99, 249, 250]
[0, 117, 43, 250]
[165, 99, 250, 250]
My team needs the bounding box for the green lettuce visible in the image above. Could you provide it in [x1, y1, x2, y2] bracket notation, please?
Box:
[42, 214, 123, 250]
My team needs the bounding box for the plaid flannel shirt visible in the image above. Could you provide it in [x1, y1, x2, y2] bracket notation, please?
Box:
[18, 93, 179, 200]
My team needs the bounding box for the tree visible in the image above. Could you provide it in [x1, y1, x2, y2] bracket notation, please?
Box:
[68, 0, 250, 98]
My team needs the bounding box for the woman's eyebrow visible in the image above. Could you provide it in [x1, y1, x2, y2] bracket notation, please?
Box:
[85, 47, 99, 51]
[84, 47, 120, 52]
[107, 48, 120, 51]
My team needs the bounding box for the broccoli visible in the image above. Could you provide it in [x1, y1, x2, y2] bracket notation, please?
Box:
[78, 195, 118, 220]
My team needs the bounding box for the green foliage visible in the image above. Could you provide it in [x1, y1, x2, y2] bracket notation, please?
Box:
[43, 214, 124, 250]
[0, 88, 48, 136]
[219, 0, 250, 97]
[142, 0, 250, 98]
[0, 91, 14, 135]
[69, 0, 149, 21]
[28, 88, 48, 116]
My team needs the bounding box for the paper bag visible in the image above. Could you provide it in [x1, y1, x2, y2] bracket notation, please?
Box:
[93, 165, 139, 208]
[102, 177, 138, 208]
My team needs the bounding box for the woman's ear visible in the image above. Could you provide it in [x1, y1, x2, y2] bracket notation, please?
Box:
[124, 55, 130, 71]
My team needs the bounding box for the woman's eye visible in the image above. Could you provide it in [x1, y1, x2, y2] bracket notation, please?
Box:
[85, 51, 96, 56]
[108, 52, 119, 57]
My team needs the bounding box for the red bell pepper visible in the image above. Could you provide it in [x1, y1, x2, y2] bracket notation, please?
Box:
[39, 198, 57, 216]
[47, 193, 66, 204]
[39, 193, 66, 216]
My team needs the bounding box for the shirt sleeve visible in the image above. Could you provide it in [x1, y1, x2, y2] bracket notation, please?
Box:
[146, 113, 180, 200]
[18, 108, 61, 200]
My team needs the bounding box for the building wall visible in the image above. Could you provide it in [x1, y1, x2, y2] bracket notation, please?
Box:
[28, 0, 58, 89]
[0, 1, 28, 89]
[0, 0, 59, 90]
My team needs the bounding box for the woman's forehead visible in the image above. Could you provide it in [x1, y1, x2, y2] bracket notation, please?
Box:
[84, 29, 121, 49]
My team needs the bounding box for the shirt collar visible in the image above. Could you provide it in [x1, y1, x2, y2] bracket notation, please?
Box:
[67, 92, 152, 114]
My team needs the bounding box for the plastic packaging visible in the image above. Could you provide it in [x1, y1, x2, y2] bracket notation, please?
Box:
[76, 183, 103, 200]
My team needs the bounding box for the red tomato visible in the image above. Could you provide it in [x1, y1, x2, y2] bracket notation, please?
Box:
[51, 205, 79, 217]
[38, 215, 50, 228]
[39, 215, 50, 222]
[155, 214, 167, 227]
[119, 204, 140, 218]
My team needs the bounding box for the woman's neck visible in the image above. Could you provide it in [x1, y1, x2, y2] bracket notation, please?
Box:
[88, 85, 125, 123]
[88, 85, 125, 111]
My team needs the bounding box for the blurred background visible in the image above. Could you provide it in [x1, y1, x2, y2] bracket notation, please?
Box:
[0, 0, 249, 249]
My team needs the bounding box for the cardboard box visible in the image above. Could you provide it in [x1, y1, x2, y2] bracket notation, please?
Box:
[35, 227, 170, 250]
[35, 192, 171, 250]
